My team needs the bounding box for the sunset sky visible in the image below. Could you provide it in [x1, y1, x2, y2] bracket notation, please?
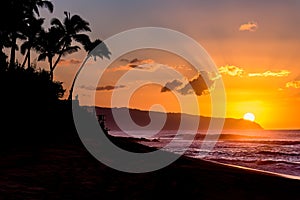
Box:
[33, 0, 300, 130]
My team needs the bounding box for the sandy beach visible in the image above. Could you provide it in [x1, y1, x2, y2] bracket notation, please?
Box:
[1, 1, 300, 199]
[1, 136, 299, 200]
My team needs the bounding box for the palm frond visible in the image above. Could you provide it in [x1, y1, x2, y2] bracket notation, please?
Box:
[88, 39, 111, 60]
[61, 46, 80, 56]
[50, 18, 64, 30]
[33, 6, 40, 16]
[71, 15, 91, 32]
[73, 34, 90, 46]
[37, 1, 54, 13]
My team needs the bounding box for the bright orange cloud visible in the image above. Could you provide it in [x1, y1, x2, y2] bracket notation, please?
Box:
[218, 66, 291, 79]
[286, 80, 300, 89]
[239, 21, 258, 32]
[248, 70, 290, 77]
[58, 58, 81, 66]
[218, 65, 244, 77]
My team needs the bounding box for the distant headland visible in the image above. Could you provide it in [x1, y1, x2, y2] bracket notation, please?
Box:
[91, 107, 263, 131]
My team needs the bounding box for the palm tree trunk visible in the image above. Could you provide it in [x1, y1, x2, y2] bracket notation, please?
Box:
[9, 34, 17, 67]
[21, 48, 31, 68]
[68, 55, 90, 101]
[52, 43, 67, 72]
[27, 48, 31, 69]
[48, 56, 53, 81]
[21, 51, 28, 68]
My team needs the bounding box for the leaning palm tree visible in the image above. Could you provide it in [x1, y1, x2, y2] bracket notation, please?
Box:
[49, 11, 92, 75]
[68, 38, 111, 100]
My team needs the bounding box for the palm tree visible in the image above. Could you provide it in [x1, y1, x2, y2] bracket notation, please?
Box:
[3, 0, 27, 67]
[0, 0, 53, 67]
[21, 17, 45, 68]
[0, 30, 10, 67]
[20, 0, 53, 68]
[34, 27, 80, 81]
[83, 39, 111, 61]
[68, 39, 111, 100]
[49, 11, 92, 76]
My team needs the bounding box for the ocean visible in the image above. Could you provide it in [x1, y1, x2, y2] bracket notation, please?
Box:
[110, 130, 300, 177]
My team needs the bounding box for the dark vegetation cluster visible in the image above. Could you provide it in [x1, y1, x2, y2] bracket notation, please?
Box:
[0, 0, 110, 148]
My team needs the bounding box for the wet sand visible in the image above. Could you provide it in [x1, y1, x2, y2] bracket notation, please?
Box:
[0, 136, 299, 200]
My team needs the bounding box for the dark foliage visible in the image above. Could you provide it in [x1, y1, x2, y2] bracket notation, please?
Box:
[0, 0, 109, 148]
[0, 62, 79, 148]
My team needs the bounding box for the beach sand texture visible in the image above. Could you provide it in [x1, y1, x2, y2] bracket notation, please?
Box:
[1, 136, 299, 200]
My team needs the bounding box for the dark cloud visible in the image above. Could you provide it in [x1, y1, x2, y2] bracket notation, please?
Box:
[120, 58, 130, 63]
[96, 85, 126, 91]
[129, 64, 139, 69]
[80, 85, 126, 91]
[120, 58, 141, 64]
[115, 58, 156, 71]
[161, 72, 213, 96]
[161, 80, 183, 92]
[179, 72, 213, 96]
[129, 58, 140, 63]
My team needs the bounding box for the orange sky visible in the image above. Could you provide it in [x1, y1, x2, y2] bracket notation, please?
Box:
[19, 0, 300, 129]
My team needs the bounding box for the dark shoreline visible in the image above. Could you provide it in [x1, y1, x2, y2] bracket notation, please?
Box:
[1, 135, 299, 200]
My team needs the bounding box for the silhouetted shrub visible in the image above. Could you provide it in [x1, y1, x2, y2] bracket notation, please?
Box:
[0, 62, 73, 148]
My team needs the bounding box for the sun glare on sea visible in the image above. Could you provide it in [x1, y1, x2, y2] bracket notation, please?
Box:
[243, 113, 255, 122]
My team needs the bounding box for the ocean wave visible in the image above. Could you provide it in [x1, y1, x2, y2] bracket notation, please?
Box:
[206, 157, 300, 166]
[257, 150, 300, 157]
[175, 133, 264, 140]
[175, 133, 300, 144]
[226, 140, 300, 145]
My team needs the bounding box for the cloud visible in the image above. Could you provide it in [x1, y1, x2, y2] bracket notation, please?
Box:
[239, 21, 258, 32]
[218, 65, 291, 78]
[96, 85, 126, 91]
[80, 85, 126, 91]
[110, 58, 156, 72]
[58, 58, 81, 66]
[173, 65, 192, 71]
[161, 80, 183, 92]
[161, 72, 213, 96]
[218, 65, 245, 77]
[286, 81, 300, 89]
[179, 72, 213, 96]
[248, 70, 290, 77]
[127, 58, 155, 69]
[111, 58, 194, 73]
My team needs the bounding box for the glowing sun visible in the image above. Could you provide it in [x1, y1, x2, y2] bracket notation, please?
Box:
[243, 113, 255, 122]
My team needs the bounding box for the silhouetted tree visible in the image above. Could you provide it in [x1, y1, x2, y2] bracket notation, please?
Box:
[42, 11, 92, 81]
[0, 0, 53, 67]
[0, 31, 9, 67]
[34, 27, 80, 81]
[0, 62, 66, 146]
[2, 0, 26, 67]
[68, 38, 111, 100]
[21, 17, 45, 68]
